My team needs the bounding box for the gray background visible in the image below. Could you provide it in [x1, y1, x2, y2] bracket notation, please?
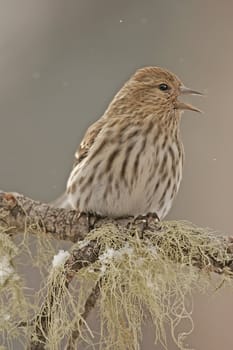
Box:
[0, 0, 233, 349]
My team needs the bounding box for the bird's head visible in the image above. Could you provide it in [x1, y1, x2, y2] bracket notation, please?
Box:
[125, 66, 203, 116]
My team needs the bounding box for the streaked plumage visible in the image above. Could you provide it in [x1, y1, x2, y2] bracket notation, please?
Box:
[54, 67, 202, 219]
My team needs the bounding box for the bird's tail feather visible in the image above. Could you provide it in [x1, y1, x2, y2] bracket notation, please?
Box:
[50, 192, 72, 209]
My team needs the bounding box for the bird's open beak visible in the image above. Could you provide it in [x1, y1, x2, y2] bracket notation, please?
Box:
[175, 85, 203, 113]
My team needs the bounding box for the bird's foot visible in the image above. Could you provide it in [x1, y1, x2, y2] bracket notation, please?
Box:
[133, 212, 161, 238]
[78, 212, 102, 231]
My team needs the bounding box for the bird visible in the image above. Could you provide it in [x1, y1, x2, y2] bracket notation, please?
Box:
[52, 66, 202, 221]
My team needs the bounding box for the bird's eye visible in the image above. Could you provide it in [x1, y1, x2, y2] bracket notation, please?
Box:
[159, 83, 169, 91]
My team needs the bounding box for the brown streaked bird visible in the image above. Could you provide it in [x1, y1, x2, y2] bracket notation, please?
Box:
[53, 66, 202, 220]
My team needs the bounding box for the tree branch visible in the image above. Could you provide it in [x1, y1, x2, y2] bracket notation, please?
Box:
[0, 191, 131, 242]
[1, 191, 233, 274]
[1, 190, 233, 349]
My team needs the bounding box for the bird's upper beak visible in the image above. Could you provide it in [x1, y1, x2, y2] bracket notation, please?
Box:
[174, 85, 203, 113]
[180, 86, 203, 96]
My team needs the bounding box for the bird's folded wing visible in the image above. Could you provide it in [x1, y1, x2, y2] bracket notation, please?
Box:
[72, 117, 106, 168]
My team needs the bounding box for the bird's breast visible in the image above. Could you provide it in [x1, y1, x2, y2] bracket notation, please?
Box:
[66, 125, 183, 219]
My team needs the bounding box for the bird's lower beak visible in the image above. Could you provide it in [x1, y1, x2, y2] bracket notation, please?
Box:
[174, 101, 203, 113]
[175, 85, 203, 113]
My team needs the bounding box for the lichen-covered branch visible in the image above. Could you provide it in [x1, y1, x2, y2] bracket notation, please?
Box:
[0, 191, 233, 275]
[1, 190, 233, 350]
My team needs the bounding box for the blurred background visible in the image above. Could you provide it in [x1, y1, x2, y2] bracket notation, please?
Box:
[0, 0, 233, 348]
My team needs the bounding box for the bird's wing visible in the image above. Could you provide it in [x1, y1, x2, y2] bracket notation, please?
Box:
[72, 114, 140, 169]
[72, 117, 106, 169]
[51, 118, 106, 209]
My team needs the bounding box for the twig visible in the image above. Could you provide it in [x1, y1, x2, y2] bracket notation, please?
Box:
[65, 282, 101, 350]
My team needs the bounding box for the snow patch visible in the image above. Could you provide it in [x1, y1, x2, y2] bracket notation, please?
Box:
[99, 244, 133, 265]
[52, 250, 70, 268]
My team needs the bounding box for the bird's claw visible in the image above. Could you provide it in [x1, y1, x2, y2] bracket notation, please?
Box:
[77, 212, 101, 231]
[133, 212, 160, 238]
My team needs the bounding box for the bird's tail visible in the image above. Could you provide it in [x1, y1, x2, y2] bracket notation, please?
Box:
[50, 191, 72, 209]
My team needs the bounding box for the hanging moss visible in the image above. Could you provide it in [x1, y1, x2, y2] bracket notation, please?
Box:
[1, 221, 232, 349]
